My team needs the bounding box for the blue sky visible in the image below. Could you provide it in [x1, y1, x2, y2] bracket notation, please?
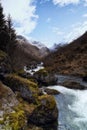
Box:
[1, 0, 87, 47]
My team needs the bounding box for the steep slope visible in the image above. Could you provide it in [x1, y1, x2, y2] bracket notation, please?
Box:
[10, 35, 49, 71]
[44, 32, 87, 76]
[17, 35, 49, 58]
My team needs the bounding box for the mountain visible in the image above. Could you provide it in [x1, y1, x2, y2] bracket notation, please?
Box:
[17, 35, 49, 58]
[50, 43, 67, 52]
[44, 31, 87, 76]
[10, 35, 49, 71]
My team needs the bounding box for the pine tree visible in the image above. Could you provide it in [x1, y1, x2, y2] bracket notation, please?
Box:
[0, 4, 17, 72]
[6, 15, 17, 72]
[0, 3, 6, 30]
[6, 15, 17, 54]
[0, 3, 9, 51]
[7, 15, 16, 42]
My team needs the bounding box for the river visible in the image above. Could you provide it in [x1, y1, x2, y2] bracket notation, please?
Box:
[48, 75, 87, 130]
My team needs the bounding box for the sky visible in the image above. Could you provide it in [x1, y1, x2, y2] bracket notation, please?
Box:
[1, 0, 87, 48]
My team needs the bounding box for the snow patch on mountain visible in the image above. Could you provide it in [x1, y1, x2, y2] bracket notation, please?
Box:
[17, 35, 47, 49]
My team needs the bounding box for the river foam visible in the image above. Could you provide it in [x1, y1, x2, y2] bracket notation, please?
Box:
[48, 85, 87, 130]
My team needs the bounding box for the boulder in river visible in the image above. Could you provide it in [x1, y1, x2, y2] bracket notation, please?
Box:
[43, 88, 60, 95]
[33, 69, 58, 86]
[61, 81, 85, 90]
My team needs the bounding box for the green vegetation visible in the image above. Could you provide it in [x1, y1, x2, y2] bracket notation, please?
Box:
[4, 74, 38, 89]
[0, 105, 26, 130]
[34, 69, 48, 77]
[4, 74, 40, 104]
[38, 95, 56, 110]
[0, 3, 58, 129]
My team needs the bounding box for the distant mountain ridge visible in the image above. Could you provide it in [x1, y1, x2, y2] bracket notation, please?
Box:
[17, 35, 49, 51]
[10, 35, 49, 71]
[44, 31, 87, 76]
[50, 43, 67, 52]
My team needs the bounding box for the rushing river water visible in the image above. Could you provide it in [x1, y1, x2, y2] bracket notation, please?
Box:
[48, 75, 87, 130]
[48, 84, 87, 130]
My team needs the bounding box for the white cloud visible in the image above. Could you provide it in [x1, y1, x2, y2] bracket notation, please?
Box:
[1, 0, 38, 36]
[52, 0, 80, 6]
[83, 13, 87, 17]
[64, 21, 87, 43]
[84, 0, 87, 6]
[52, 27, 64, 35]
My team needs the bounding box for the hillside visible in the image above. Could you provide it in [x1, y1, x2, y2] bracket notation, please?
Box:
[44, 32, 87, 76]
[10, 35, 50, 71]
[17, 35, 49, 58]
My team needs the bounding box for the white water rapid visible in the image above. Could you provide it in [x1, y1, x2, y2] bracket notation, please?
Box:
[48, 85, 87, 130]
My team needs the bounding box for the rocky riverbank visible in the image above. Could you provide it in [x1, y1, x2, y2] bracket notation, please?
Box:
[0, 50, 58, 130]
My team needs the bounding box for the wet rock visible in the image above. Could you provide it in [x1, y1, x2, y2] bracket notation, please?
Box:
[61, 81, 85, 90]
[44, 88, 60, 95]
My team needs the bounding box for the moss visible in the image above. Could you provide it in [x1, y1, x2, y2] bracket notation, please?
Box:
[5, 74, 38, 88]
[16, 69, 25, 75]
[4, 74, 40, 103]
[0, 119, 4, 124]
[38, 95, 56, 110]
[34, 69, 48, 77]
[0, 104, 27, 130]
[4, 74, 39, 94]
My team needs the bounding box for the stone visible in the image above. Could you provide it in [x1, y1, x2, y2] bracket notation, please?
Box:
[28, 95, 58, 125]
[61, 81, 85, 90]
[44, 88, 60, 95]
[3, 74, 40, 103]
[33, 69, 58, 86]
[0, 82, 27, 130]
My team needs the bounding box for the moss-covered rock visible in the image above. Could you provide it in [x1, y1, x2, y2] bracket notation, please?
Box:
[4, 74, 40, 103]
[35, 69, 48, 77]
[34, 69, 58, 86]
[0, 105, 27, 130]
[28, 95, 58, 125]
[43, 88, 60, 95]
[0, 71, 58, 129]
[0, 82, 27, 130]
[0, 82, 18, 113]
